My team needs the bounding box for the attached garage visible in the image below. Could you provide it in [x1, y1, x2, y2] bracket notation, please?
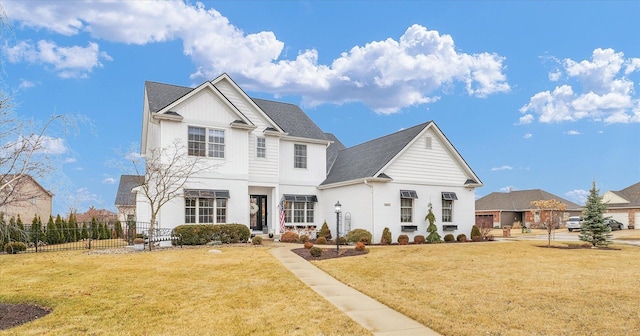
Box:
[475, 214, 494, 228]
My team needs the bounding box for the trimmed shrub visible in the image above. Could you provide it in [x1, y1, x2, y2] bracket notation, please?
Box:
[211, 224, 251, 244]
[280, 231, 299, 243]
[316, 237, 327, 245]
[397, 234, 409, 245]
[338, 237, 347, 245]
[304, 241, 313, 249]
[355, 241, 366, 251]
[472, 235, 483, 242]
[456, 234, 467, 242]
[252, 236, 263, 245]
[4, 241, 27, 254]
[299, 234, 309, 243]
[470, 225, 482, 240]
[309, 246, 322, 257]
[444, 234, 455, 242]
[319, 221, 332, 240]
[346, 229, 372, 245]
[174, 225, 215, 245]
[381, 227, 392, 245]
[414, 235, 426, 244]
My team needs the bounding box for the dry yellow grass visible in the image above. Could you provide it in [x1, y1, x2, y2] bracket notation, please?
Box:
[0, 246, 370, 336]
[313, 241, 640, 336]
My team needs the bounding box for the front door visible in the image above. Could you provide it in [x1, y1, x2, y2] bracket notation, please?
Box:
[249, 195, 267, 232]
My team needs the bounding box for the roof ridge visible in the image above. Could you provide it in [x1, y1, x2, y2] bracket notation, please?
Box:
[341, 121, 432, 151]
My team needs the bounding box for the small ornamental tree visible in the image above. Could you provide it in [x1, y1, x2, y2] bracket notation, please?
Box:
[45, 215, 59, 245]
[579, 181, 612, 247]
[531, 199, 567, 247]
[29, 215, 44, 245]
[425, 203, 441, 243]
[81, 222, 89, 239]
[114, 220, 123, 238]
[380, 227, 392, 245]
[319, 220, 332, 240]
[90, 217, 99, 239]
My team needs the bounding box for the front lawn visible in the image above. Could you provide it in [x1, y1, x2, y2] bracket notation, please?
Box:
[312, 240, 640, 336]
[0, 246, 369, 336]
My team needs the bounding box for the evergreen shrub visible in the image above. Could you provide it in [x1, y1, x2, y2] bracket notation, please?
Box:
[414, 235, 425, 244]
[252, 236, 263, 245]
[397, 234, 409, 245]
[4, 242, 26, 254]
[319, 221, 332, 240]
[316, 237, 327, 245]
[444, 234, 455, 242]
[346, 229, 372, 245]
[381, 227, 392, 245]
[309, 246, 322, 257]
[456, 234, 467, 242]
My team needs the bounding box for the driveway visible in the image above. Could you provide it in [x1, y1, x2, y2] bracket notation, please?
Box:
[509, 228, 640, 245]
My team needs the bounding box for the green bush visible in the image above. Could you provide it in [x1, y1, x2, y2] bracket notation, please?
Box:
[444, 234, 455, 242]
[338, 237, 347, 245]
[456, 234, 467, 242]
[470, 225, 482, 239]
[252, 236, 263, 245]
[346, 229, 372, 245]
[299, 234, 309, 243]
[280, 231, 299, 243]
[319, 221, 332, 240]
[173, 225, 214, 245]
[309, 246, 322, 257]
[316, 236, 327, 245]
[381, 227, 392, 245]
[397, 234, 409, 245]
[414, 235, 425, 244]
[211, 224, 251, 243]
[4, 241, 26, 254]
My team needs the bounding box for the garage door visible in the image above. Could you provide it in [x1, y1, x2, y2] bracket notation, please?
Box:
[606, 212, 628, 226]
[475, 214, 494, 228]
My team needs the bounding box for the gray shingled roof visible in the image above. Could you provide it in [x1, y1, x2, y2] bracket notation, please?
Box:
[321, 122, 431, 185]
[607, 182, 640, 207]
[252, 98, 328, 141]
[475, 189, 583, 211]
[145, 81, 192, 113]
[323, 133, 345, 173]
[115, 175, 144, 206]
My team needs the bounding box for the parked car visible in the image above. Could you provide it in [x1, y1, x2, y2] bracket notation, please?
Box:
[566, 216, 583, 232]
[605, 219, 624, 231]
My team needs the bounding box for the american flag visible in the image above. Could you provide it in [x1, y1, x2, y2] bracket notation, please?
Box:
[278, 198, 286, 233]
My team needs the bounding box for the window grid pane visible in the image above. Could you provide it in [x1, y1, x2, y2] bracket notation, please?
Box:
[294, 144, 307, 168]
[257, 137, 266, 158]
[209, 129, 225, 158]
[188, 127, 206, 157]
[442, 199, 453, 222]
[400, 198, 413, 222]
[216, 198, 226, 223]
[293, 202, 305, 223]
[185, 198, 196, 223]
[284, 202, 292, 223]
[199, 198, 214, 224]
[306, 202, 314, 223]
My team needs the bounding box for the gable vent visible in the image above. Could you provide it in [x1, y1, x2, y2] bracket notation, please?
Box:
[425, 136, 432, 149]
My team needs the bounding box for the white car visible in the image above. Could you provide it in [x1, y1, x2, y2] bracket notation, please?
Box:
[566, 216, 583, 232]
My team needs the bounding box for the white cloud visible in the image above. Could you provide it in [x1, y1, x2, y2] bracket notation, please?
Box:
[64, 157, 77, 163]
[518, 114, 534, 125]
[565, 189, 588, 205]
[565, 130, 580, 135]
[70, 187, 99, 204]
[4, 1, 509, 113]
[102, 177, 116, 184]
[1, 135, 67, 158]
[18, 79, 36, 89]
[4, 40, 111, 78]
[548, 69, 561, 82]
[491, 165, 513, 171]
[523, 133, 532, 139]
[521, 48, 640, 124]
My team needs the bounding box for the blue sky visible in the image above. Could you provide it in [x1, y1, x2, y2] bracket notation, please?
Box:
[1, 1, 639, 215]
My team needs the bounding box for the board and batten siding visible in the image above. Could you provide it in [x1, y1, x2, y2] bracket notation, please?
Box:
[248, 133, 279, 183]
[384, 129, 467, 186]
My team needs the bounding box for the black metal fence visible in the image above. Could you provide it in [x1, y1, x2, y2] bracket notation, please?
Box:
[0, 221, 178, 254]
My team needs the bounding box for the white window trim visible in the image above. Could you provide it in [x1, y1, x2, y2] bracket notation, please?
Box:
[293, 144, 307, 169]
[442, 199, 453, 223]
[185, 197, 227, 224]
[256, 136, 266, 159]
[187, 126, 226, 159]
[284, 201, 314, 225]
[400, 197, 414, 223]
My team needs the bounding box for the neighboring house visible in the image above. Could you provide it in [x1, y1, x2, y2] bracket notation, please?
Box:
[0, 174, 53, 222]
[134, 73, 482, 242]
[114, 175, 144, 222]
[602, 182, 640, 229]
[475, 189, 582, 228]
[74, 206, 118, 224]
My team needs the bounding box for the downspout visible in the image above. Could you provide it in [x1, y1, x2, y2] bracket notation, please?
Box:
[364, 179, 374, 242]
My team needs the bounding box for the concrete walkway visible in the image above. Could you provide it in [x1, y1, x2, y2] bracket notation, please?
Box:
[270, 246, 441, 336]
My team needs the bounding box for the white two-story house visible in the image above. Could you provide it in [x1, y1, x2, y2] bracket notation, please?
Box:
[125, 73, 482, 242]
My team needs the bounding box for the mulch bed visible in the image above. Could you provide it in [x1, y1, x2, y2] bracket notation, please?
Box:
[291, 247, 368, 261]
[0, 303, 51, 330]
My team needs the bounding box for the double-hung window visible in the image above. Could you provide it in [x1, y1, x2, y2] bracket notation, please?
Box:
[294, 144, 307, 168]
[184, 190, 229, 224]
[400, 190, 418, 223]
[441, 192, 457, 223]
[284, 201, 314, 224]
[256, 137, 266, 158]
[188, 126, 225, 158]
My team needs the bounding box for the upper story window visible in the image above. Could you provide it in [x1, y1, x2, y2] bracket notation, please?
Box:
[294, 144, 307, 169]
[188, 126, 225, 158]
[256, 137, 266, 158]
